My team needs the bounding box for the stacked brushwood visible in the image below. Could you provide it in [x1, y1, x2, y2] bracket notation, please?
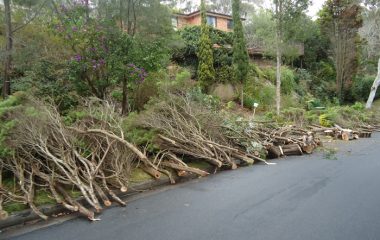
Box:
[309, 124, 379, 141]
[137, 94, 267, 174]
[1, 93, 377, 222]
[223, 120, 321, 159]
[0, 98, 156, 221]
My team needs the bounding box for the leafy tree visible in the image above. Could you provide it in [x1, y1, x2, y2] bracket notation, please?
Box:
[197, 0, 215, 89]
[173, 25, 233, 69]
[232, 0, 249, 106]
[360, 1, 380, 108]
[272, 0, 309, 114]
[319, 0, 363, 102]
[53, 1, 171, 114]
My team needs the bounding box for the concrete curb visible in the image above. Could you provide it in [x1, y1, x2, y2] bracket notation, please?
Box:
[0, 168, 215, 231]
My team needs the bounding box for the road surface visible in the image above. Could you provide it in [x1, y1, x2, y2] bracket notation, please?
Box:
[4, 134, 380, 240]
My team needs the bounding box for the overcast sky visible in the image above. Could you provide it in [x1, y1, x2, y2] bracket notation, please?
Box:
[306, 0, 325, 18]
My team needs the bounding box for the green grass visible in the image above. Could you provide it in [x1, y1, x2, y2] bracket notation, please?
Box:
[130, 168, 154, 183]
[3, 202, 28, 214]
[35, 189, 56, 206]
[187, 160, 212, 170]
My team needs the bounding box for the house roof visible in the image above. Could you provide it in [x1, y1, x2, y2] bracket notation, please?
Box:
[173, 10, 245, 21]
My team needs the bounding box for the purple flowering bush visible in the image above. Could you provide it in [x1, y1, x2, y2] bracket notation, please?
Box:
[51, 3, 169, 113]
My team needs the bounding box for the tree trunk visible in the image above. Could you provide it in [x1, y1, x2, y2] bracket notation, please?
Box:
[119, 0, 124, 30]
[3, 0, 13, 98]
[365, 58, 380, 109]
[275, 0, 282, 115]
[121, 76, 129, 115]
[85, 0, 90, 22]
[241, 87, 244, 107]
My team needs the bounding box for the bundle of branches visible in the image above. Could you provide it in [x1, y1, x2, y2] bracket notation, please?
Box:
[223, 119, 320, 159]
[137, 93, 265, 172]
[310, 123, 379, 141]
[0, 97, 151, 220]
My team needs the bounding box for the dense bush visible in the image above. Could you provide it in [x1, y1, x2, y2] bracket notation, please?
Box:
[215, 65, 234, 83]
[281, 67, 297, 95]
[173, 26, 234, 78]
[350, 74, 379, 102]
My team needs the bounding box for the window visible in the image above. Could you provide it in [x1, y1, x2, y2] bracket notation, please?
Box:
[172, 17, 178, 30]
[227, 19, 234, 29]
[206, 16, 217, 28]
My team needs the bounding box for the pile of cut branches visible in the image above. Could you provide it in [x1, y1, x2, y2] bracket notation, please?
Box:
[137, 94, 261, 172]
[1, 92, 378, 222]
[0, 97, 151, 220]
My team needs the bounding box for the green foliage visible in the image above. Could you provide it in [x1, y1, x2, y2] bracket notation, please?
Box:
[305, 110, 319, 123]
[0, 92, 27, 157]
[188, 87, 221, 111]
[351, 75, 379, 102]
[281, 107, 306, 124]
[3, 202, 28, 214]
[232, 0, 249, 84]
[282, 94, 301, 109]
[281, 67, 296, 95]
[122, 112, 159, 152]
[197, 0, 216, 89]
[215, 65, 234, 83]
[262, 67, 276, 82]
[63, 110, 88, 125]
[250, 64, 267, 80]
[319, 113, 335, 127]
[13, 60, 79, 112]
[34, 189, 56, 206]
[351, 102, 365, 111]
[318, 0, 363, 101]
[226, 101, 237, 110]
[243, 95, 256, 109]
[174, 26, 233, 67]
[244, 66, 276, 110]
[306, 98, 323, 110]
[157, 68, 193, 94]
[317, 103, 373, 127]
[130, 168, 154, 182]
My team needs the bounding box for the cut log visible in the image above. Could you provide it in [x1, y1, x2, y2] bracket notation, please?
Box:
[359, 131, 372, 138]
[302, 145, 315, 154]
[267, 145, 283, 159]
[177, 170, 188, 177]
[334, 124, 353, 141]
[0, 210, 8, 220]
[140, 165, 161, 179]
[282, 144, 303, 156]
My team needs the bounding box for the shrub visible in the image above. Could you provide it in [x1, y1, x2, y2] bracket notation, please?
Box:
[250, 64, 266, 79]
[319, 113, 335, 127]
[243, 95, 256, 109]
[215, 65, 234, 83]
[226, 101, 237, 110]
[281, 67, 296, 95]
[281, 107, 306, 125]
[351, 75, 379, 102]
[262, 67, 276, 82]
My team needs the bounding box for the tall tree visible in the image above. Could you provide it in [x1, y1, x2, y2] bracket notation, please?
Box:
[274, 0, 283, 115]
[361, 1, 380, 108]
[197, 0, 215, 89]
[319, 0, 363, 102]
[272, 0, 309, 114]
[2, 0, 13, 98]
[232, 0, 249, 107]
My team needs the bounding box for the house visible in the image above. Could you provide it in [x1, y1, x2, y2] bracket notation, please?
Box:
[172, 10, 241, 32]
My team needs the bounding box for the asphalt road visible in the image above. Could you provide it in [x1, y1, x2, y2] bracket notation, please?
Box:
[4, 134, 380, 240]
